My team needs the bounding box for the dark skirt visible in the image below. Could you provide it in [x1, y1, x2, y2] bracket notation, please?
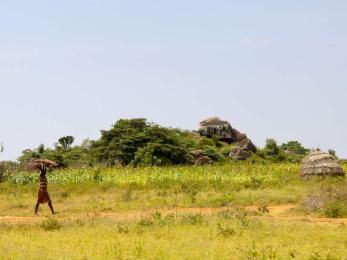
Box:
[37, 189, 52, 204]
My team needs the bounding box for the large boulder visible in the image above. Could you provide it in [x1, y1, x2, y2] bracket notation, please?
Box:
[228, 139, 256, 160]
[237, 138, 257, 153]
[233, 129, 248, 142]
[198, 116, 257, 160]
[190, 150, 213, 165]
[199, 117, 236, 143]
[229, 147, 251, 160]
[194, 156, 213, 166]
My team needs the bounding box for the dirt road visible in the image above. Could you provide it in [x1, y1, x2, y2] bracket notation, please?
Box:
[1, 204, 347, 225]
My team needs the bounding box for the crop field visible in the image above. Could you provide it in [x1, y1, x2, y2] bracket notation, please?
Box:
[1, 162, 347, 259]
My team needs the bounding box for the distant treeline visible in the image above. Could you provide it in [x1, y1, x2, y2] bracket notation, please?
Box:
[0, 118, 337, 173]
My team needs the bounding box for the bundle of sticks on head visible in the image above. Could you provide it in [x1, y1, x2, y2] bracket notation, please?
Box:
[27, 159, 58, 170]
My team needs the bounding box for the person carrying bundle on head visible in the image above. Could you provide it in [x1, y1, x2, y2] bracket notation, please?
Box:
[28, 159, 57, 215]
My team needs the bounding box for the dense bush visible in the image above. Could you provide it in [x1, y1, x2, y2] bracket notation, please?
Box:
[281, 141, 308, 155]
[132, 143, 191, 166]
[91, 119, 195, 166]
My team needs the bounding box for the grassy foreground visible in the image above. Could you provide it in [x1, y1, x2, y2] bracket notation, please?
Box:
[1, 162, 347, 259]
[1, 212, 347, 259]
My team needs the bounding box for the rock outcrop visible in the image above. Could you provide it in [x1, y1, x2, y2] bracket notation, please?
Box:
[199, 117, 236, 143]
[229, 147, 251, 160]
[198, 117, 256, 160]
[190, 150, 213, 165]
[236, 138, 257, 153]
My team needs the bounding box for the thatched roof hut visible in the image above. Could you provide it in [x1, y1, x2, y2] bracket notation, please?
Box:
[300, 150, 345, 179]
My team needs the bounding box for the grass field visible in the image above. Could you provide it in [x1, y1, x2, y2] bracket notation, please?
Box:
[1, 162, 347, 259]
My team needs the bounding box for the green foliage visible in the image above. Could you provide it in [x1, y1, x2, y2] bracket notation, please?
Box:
[200, 146, 224, 162]
[0, 161, 19, 174]
[37, 144, 45, 154]
[91, 119, 194, 166]
[263, 138, 279, 156]
[323, 201, 344, 218]
[281, 141, 308, 155]
[57, 136, 75, 149]
[133, 143, 189, 166]
[40, 218, 62, 231]
[258, 139, 289, 162]
[196, 136, 225, 162]
[328, 149, 337, 159]
[18, 136, 90, 167]
[12, 119, 320, 167]
[91, 118, 150, 165]
[197, 136, 215, 148]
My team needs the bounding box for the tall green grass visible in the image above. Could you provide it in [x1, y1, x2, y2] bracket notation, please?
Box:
[4, 163, 301, 189]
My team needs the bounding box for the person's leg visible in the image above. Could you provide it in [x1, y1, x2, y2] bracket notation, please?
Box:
[35, 203, 40, 214]
[48, 202, 55, 214]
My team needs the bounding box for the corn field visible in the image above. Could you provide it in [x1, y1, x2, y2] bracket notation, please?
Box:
[3, 163, 305, 188]
[3, 162, 346, 191]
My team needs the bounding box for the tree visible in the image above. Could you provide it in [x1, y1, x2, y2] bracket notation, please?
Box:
[328, 149, 337, 159]
[37, 144, 45, 154]
[57, 136, 75, 150]
[263, 138, 279, 156]
[91, 118, 149, 165]
[281, 141, 308, 155]
[0, 142, 3, 153]
[91, 118, 195, 166]
[132, 143, 189, 166]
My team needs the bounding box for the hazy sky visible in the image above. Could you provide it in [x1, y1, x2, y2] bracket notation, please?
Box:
[1, 0, 347, 160]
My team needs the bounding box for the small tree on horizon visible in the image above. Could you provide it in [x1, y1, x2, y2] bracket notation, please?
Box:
[281, 141, 308, 155]
[263, 138, 279, 156]
[57, 136, 75, 150]
[328, 149, 337, 159]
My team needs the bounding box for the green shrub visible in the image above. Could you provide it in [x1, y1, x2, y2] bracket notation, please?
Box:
[40, 218, 62, 231]
[323, 202, 344, 218]
[133, 142, 190, 166]
[217, 223, 236, 238]
[200, 146, 224, 162]
[181, 213, 204, 225]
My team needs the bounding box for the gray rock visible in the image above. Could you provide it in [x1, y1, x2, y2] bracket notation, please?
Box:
[233, 129, 248, 142]
[229, 148, 251, 160]
[199, 117, 236, 143]
[237, 138, 257, 153]
[194, 156, 213, 166]
[190, 150, 205, 158]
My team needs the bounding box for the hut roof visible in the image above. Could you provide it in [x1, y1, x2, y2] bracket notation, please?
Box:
[300, 150, 345, 178]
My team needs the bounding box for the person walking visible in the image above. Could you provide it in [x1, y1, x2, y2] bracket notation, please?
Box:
[29, 159, 57, 215]
[35, 163, 55, 214]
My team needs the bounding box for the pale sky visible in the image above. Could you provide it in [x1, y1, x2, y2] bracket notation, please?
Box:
[1, 0, 347, 160]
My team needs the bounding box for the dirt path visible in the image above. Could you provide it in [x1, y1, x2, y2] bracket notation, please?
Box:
[1, 204, 347, 225]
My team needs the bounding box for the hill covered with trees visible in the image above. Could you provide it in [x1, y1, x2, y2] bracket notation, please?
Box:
[9, 117, 315, 170]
